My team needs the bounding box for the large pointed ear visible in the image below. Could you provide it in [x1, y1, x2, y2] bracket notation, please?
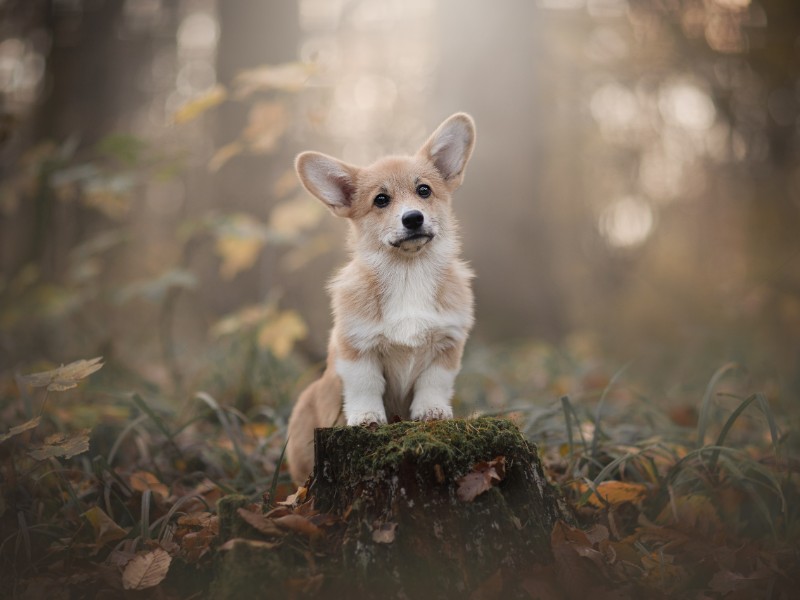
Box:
[418, 113, 476, 189]
[295, 152, 359, 217]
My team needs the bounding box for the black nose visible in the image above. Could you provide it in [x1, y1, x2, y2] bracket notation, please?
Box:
[402, 210, 424, 230]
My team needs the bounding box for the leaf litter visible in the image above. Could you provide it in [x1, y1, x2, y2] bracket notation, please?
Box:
[3, 355, 800, 598]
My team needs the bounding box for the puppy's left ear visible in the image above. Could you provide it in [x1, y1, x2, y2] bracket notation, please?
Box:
[418, 113, 476, 190]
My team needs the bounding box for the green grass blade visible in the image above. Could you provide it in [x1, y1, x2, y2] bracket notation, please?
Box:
[591, 361, 632, 458]
[560, 396, 575, 458]
[709, 394, 758, 470]
[696, 362, 740, 448]
[267, 438, 289, 507]
[754, 392, 780, 461]
[196, 391, 255, 482]
[132, 393, 173, 440]
[140, 489, 151, 542]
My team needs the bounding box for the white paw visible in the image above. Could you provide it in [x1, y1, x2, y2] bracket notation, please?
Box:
[410, 404, 453, 422]
[346, 410, 388, 426]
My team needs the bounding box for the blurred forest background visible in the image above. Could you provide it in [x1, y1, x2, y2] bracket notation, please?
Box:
[1, 0, 799, 414]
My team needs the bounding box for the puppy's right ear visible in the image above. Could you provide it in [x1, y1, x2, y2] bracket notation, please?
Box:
[295, 152, 359, 218]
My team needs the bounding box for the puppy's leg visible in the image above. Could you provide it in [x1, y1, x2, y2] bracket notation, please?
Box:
[286, 381, 319, 485]
[410, 344, 462, 421]
[336, 353, 387, 425]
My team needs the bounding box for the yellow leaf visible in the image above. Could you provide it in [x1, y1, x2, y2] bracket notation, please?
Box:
[268, 195, 324, 239]
[173, 84, 227, 124]
[83, 506, 129, 547]
[21, 357, 104, 392]
[576, 480, 648, 508]
[257, 310, 308, 359]
[213, 214, 269, 279]
[242, 101, 287, 153]
[210, 304, 273, 338]
[216, 236, 263, 280]
[122, 548, 172, 590]
[208, 141, 243, 172]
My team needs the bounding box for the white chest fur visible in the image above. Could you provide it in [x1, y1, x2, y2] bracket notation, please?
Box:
[342, 258, 469, 352]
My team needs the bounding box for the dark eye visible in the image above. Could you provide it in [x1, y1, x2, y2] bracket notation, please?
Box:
[374, 193, 391, 208]
[417, 184, 431, 198]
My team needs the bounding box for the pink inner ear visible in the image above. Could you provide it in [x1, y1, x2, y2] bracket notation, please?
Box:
[332, 174, 356, 207]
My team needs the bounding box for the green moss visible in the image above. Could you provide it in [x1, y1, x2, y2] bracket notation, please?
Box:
[216, 494, 251, 541]
[320, 417, 534, 481]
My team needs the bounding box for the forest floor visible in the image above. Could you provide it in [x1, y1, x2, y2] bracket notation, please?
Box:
[1, 347, 799, 599]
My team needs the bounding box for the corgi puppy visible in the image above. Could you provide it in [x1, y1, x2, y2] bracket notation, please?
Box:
[286, 113, 476, 485]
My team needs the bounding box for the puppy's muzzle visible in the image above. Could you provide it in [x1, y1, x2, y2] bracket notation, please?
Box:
[391, 210, 434, 248]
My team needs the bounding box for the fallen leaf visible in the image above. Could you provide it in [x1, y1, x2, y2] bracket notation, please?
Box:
[576, 481, 648, 508]
[83, 506, 129, 547]
[173, 84, 227, 124]
[0, 417, 40, 444]
[121, 548, 172, 590]
[180, 528, 216, 563]
[278, 486, 307, 507]
[219, 538, 281, 552]
[129, 471, 169, 499]
[28, 429, 90, 460]
[372, 521, 398, 544]
[20, 357, 104, 392]
[456, 456, 506, 502]
[274, 513, 322, 537]
[237, 507, 284, 537]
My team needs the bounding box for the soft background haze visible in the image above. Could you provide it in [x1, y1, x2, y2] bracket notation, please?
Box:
[1, 0, 799, 418]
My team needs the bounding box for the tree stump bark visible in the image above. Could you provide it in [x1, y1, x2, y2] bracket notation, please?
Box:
[213, 417, 571, 599]
[309, 417, 571, 597]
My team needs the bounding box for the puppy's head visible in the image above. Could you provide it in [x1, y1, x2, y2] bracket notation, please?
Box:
[295, 113, 475, 256]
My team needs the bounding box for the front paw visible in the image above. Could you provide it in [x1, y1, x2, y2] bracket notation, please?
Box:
[346, 410, 388, 426]
[410, 404, 453, 422]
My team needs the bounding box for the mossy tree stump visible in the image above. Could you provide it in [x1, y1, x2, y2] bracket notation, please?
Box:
[214, 417, 571, 599]
[310, 417, 570, 597]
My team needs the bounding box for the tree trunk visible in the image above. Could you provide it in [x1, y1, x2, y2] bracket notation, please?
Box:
[214, 417, 572, 599]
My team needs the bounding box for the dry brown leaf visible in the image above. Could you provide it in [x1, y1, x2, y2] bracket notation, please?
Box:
[575, 480, 648, 508]
[180, 529, 216, 563]
[278, 486, 307, 507]
[28, 429, 90, 460]
[371, 521, 398, 544]
[121, 548, 172, 590]
[83, 506, 129, 547]
[237, 507, 284, 537]
[129, 471, 169, 499]
[21, 357, 104, 392]
[274, 513, 322, 537]
[456, 456, 506, 502]
[219, 538, 281, 552]
[0, 417, 40, 444]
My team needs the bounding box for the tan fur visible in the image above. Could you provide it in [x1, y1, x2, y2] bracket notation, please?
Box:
[286, 113, 477, 485]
